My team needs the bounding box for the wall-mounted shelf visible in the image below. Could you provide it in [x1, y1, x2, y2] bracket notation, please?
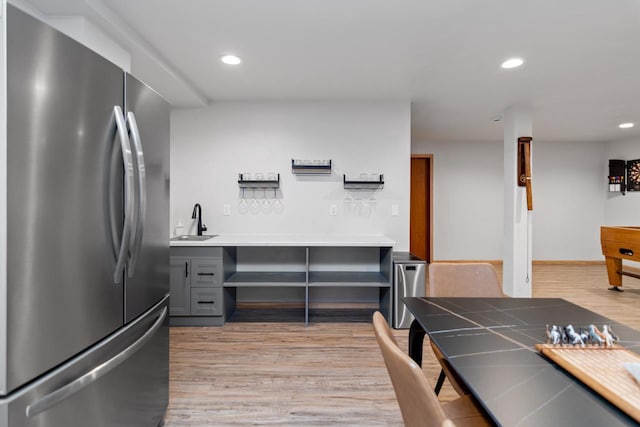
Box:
[343, 174, 384, 189]
[238, 173, 280, 188]
[291, 159, 332, 174]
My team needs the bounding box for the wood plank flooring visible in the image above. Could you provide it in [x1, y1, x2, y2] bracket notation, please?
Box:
[164, 264, 640, 426]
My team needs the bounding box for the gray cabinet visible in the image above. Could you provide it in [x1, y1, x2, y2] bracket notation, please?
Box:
[190, 258, 223, 287]
[169, 243, 393, 326]
[169, 247, 227, 325]
[191, 288, 224, 316]
[169, 257, 190, 316]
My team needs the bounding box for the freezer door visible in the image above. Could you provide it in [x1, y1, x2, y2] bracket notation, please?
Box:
[0, 296, 169, 427]
[4, 5, 124, 394]
[124, 74, 170, 322]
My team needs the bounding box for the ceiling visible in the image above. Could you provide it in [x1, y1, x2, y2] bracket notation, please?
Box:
[18, 0, 640, 142]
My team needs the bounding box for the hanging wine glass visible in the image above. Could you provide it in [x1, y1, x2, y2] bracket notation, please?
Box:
[261, 188, 272, 214]
[368, 190, 377, 214]
[239, 187, 248, 214]
[249, 188, 260, 214]
[273, 188, 284, 214]
[344, 191, 353, 216]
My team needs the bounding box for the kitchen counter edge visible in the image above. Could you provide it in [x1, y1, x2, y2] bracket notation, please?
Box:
[169, 234, 396, 247]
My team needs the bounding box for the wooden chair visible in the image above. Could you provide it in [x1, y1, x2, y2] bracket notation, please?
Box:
[372, 312, 490, 427]
[428, 262, 504, 396]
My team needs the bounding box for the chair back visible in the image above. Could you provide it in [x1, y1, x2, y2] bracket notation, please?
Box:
[372, 311, 449, 427]
[428, 263, 502, 297]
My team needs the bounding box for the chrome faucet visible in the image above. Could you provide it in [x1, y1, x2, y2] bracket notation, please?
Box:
[191, 203, 207, 236]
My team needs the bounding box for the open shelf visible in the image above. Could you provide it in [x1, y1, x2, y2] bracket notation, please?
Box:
[291, 159, 332, 174]
[308, 271, 390, 287]
[307, 308, 377, 323]
[224, 271, 306, 287]
[343, 174, 384, 189]
[238, 173, 280, 188]
[219, 244, 393, 325]
[224, 271, 389, 287]
[226, 307, 306, 323]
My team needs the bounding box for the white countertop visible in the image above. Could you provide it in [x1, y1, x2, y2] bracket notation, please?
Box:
[170, 234, 395, 247]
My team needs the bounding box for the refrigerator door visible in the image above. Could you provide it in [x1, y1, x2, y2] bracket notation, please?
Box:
[123, 74, 170, 322]
[0, 296, 169, 427]
[4, 5, 124, 394]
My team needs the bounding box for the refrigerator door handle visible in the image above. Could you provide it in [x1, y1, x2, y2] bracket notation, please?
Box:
[126, 111, 146, 278]
[25, 306, 168, 418]
[113, 106, 135, 284]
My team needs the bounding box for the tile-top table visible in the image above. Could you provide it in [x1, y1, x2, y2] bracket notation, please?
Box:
[403, 297, 640, 427]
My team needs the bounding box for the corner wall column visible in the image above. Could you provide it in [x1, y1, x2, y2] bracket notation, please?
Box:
[503, 107, 532, 297]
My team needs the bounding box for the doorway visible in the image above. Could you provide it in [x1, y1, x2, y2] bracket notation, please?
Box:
[410, 155, 433, 262]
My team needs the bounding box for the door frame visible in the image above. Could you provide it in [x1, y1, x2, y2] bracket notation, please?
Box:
[410, 154, 433, 262]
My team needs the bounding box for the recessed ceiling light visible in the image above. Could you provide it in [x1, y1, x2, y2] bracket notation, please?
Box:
[221, 55, 242, 65]
[619, 122, 634, 129]
[501, 58, 524, 69]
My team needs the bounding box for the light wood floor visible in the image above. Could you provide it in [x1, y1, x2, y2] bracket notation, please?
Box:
[164, 264, 640, 426]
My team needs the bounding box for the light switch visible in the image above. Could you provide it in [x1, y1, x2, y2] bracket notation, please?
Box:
[329, 204, 337, 216]
[223, 204, 231, 216]
[391, 204, 399, 216]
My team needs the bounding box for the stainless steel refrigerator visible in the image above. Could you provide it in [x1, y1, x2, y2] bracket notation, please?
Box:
[0, 4, 170, 426]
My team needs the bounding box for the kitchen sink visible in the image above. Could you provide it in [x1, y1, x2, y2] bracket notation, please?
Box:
[170, 235, 217, 241]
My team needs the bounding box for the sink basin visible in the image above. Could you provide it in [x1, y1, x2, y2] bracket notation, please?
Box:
[171, 235, 217, 241]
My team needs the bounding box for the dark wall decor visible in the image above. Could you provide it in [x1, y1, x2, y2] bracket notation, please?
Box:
[517, 136, 533, 211]
[627, 159, 640, 192]
[608, 159, 626, 194]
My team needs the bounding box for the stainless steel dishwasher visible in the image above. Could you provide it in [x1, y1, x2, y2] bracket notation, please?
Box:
[392, 252, 426, 329]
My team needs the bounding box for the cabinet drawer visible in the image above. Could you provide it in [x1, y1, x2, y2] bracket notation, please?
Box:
[190, 288, 223, 316]
[191, 258, 222, 287]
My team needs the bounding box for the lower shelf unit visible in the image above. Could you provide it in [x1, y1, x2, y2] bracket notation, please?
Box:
[221, 246, 393, 325]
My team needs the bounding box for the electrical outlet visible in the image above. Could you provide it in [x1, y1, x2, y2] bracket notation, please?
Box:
[391, 204, 399, 216]
[329, 204, 337, 216]
[223, 204, 231, 216]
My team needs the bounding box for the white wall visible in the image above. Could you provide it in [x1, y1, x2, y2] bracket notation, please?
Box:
[411, 140, 504, 260]
[412, 139, 606, 260]
[533, 141, 605, 260]
[170, 101, 411, 250]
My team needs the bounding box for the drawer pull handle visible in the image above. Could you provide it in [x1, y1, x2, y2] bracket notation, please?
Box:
[197, 272, 215, 276]
[197, 300, 215, 304]
[620, 248, 634, 256]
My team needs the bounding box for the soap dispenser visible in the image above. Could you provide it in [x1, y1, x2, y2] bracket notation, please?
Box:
[174, 220, 183, 236]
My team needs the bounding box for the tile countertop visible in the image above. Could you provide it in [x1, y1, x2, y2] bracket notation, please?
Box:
[169, 234, 396, 247]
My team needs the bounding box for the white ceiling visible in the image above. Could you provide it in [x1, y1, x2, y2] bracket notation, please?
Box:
[19, 0, 640, 142]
